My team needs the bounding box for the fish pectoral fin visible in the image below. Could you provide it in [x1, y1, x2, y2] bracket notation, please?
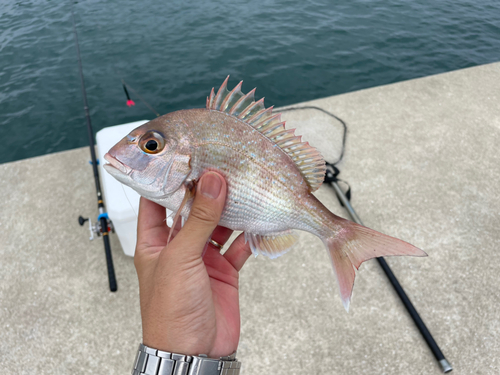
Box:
[166, 182, 195, 245]
[162, 154, 192, 196]
[244, 230, 299, 259]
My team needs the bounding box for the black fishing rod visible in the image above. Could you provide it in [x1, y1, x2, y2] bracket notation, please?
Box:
[280, 106, 451, 372]
[72, 10, 117, 292]
[324, 163, 452, 373]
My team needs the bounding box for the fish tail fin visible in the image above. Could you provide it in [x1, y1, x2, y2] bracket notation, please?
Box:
[323, 219, 426, 312]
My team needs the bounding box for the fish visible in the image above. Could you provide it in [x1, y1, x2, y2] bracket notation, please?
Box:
[103, 77, 426, 311]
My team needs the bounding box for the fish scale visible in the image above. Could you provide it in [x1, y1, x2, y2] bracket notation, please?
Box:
[104, 77, 426, 311]
[195, 149, 300, 233]
[186, 110, 307, 232]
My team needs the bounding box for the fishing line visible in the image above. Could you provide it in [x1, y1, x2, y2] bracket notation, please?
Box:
[121, 183, 138, 219]
[121, 79, 160, 117]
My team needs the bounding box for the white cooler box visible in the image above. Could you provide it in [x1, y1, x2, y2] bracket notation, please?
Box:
[96, 120, 149, 257]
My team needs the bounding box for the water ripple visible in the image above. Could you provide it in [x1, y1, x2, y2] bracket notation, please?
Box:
[1, 0, 500, 163]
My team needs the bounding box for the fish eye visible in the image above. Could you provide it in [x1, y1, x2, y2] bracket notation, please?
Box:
[139, 131, 165, 154]
[145, 140, 158, 151]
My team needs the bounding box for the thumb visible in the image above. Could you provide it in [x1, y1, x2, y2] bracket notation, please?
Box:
[166, 171, 227, 260]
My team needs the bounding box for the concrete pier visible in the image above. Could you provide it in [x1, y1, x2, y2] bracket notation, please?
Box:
[1, 62, 499, 374]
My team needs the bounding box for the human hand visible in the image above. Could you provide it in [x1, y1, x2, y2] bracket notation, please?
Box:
[134, 172, 252, 358]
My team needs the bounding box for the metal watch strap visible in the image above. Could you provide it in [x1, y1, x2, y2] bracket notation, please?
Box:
[132, 343, 241, 375]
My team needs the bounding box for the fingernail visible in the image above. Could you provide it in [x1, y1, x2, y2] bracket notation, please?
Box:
[200, 172, 222, 199]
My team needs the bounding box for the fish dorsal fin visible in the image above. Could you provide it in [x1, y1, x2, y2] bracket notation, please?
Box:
[207, 77, 326, 192]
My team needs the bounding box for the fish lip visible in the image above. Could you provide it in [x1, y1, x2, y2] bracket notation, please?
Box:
[103, 153, 132, 175]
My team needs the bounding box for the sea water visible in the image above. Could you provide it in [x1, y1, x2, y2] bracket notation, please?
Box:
[1, 0, 499, 163]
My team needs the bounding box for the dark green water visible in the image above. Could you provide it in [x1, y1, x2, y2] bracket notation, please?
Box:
[1, 0, 500, 164]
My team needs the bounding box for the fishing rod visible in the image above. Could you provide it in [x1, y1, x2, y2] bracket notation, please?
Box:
[72, 10, 117, 292]
[324, 163, 452, 373]
[280, 106, 451, 372]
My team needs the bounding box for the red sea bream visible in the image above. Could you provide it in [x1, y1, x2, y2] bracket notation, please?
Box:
[104, 77, 426, 310]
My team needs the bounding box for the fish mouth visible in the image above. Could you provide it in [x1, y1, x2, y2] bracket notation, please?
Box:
[103, 153, 132, 175]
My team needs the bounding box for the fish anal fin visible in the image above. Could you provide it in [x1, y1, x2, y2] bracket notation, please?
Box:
[207, 78, 326, 192]
[244, 230, 298, 259]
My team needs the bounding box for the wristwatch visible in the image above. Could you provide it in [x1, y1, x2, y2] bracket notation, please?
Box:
[132, 343, 241, 375]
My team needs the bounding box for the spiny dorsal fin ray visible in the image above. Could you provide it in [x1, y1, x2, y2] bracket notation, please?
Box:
[207, 77, 326, 192]
[238, 98, 265, 120]
[230, 88, 256, 116]
[220, 81, 243, 112]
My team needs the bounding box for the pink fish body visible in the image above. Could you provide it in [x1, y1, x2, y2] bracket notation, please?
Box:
[104, 77, 425, 310]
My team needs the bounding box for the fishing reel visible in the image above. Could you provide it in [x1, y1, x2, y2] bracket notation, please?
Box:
[78, 215, 114, 240]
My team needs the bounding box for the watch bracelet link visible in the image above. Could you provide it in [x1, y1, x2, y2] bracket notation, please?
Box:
[132, 343, 241, 375]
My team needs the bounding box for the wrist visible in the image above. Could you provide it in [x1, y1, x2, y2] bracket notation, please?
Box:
[142, 330, 217, 358]
[132, 343, 241, 375]
[141, 315, 236, 359]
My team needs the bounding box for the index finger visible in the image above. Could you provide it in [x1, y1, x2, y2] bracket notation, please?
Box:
[137, 197, 166, 239]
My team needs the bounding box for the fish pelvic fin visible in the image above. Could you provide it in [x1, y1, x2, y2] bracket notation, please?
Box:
[207, 77, 326, 192]
[323, 219, 427, 312]
[244, 230, 299, 259]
